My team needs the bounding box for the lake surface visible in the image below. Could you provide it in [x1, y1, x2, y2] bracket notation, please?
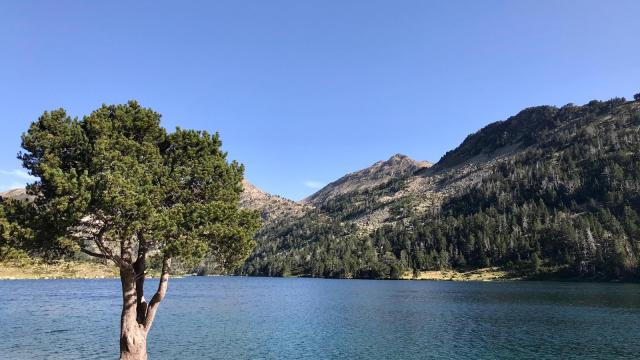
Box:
[0, 277, 639, 359]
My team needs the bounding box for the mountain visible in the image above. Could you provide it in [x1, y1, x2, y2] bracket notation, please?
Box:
[240, 180, 306, 223]
[0, 188, 29, 201]
[242, 96, 640, 280]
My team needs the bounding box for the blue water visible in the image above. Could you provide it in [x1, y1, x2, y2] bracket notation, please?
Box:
[0, 277, 639, 359]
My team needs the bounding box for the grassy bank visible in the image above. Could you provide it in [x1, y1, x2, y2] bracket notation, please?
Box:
[0, 259, 119, 280]
[401, 267, 519, 281]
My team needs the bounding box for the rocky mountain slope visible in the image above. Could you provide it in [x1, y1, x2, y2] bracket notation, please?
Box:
[302, 154, 431, 206]
[0, 188, 29, 201]
[239, 180, 306, 223]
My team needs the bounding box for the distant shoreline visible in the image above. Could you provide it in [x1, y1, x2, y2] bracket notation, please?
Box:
[1, 261, 634, 283]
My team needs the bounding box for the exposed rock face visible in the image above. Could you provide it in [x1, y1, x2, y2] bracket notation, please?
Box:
[239, 180, 306, 223]
[302, 154, 432, 206]
[0, 188, 30, 201]
[237, 154, 438, 234]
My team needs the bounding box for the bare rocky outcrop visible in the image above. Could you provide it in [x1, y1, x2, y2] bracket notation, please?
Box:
[302, 154, 432, 207]
[239, 180, 307, 223]
[0, 188, 30, 201]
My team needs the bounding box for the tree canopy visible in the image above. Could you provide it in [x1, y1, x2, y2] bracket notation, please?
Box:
[11, 100, 259, 270]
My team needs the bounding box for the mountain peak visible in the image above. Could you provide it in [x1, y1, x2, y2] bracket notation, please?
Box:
[302, 153, 432, 206]
[0, 188, 30, 201]
[378, 153, 409, 163]
[388, 153, 409, 161]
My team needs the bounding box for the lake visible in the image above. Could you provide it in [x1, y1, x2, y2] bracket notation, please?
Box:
[0, 277, 639, 359]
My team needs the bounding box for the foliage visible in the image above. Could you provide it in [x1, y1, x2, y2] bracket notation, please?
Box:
[7, 101, 260, 270]
[0, 201, 29, 263]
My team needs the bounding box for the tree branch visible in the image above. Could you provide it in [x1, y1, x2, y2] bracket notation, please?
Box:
[73, 220, 124, 268]
[94, 235, 125, 268]
[77, 214, 129, 268]
[144, 254, 171, 331]
[79, 247, 110, 260]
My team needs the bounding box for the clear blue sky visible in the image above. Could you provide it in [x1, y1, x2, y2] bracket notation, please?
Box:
[1, 1, 639, 200]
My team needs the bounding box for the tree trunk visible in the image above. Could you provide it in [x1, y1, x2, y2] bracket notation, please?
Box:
[118, 255, 171, 360]
[119, 266, 148, 360]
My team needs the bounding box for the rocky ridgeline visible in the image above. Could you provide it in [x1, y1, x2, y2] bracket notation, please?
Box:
[0, 188, 29, 201]
[302, 154, 432, 206]
[239, 180, 307, 223]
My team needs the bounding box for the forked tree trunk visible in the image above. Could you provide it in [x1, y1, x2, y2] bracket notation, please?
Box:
[120, 267, 149, 360]
[118, 256, 171, 360]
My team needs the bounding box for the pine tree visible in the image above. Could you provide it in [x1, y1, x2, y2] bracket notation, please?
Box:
[10, 102, 260, 359]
